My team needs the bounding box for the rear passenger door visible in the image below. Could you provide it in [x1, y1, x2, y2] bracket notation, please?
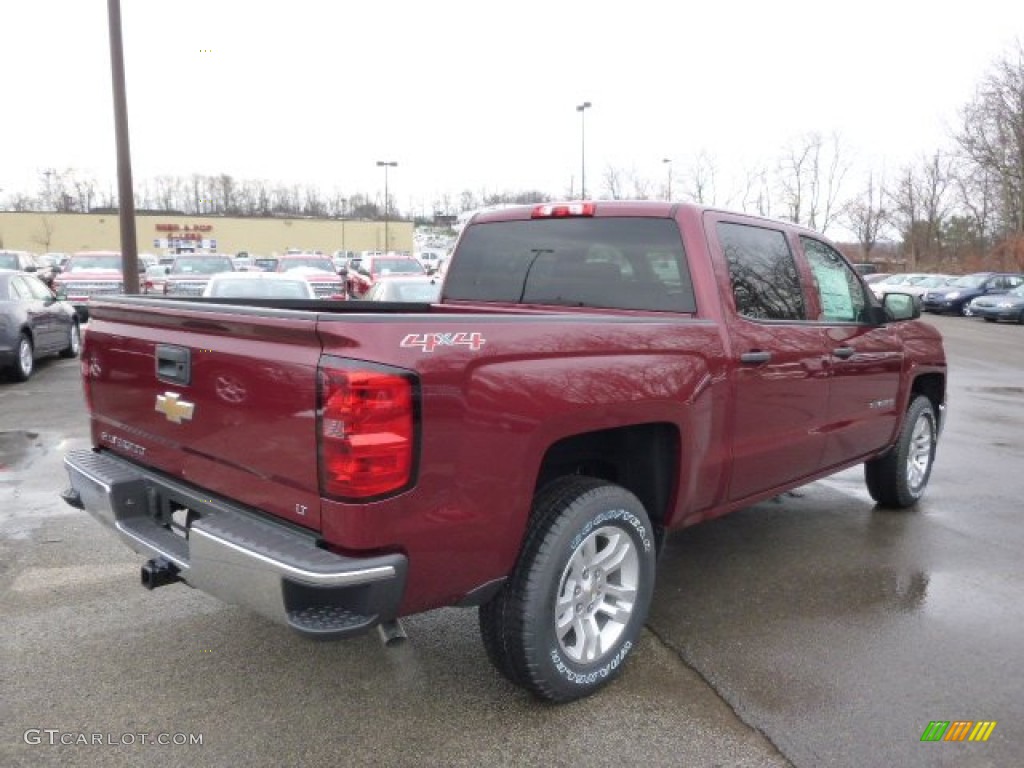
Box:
[707, 215, 830, 502]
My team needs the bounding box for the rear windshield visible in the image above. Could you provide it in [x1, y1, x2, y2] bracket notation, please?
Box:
[443, 217, 695, 312]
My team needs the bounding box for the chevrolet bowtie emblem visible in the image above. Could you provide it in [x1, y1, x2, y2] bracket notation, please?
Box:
[156, 392, 195, 424]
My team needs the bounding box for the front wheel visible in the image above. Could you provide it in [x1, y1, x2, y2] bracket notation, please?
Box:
[960, 302, 973, 317]
[865, 396, 937, 508]
[480, 476, 656, 702]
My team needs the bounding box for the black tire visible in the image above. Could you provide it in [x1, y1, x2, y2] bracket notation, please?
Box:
[478, 593, 521, 685]
[983, 317, 996, 323]
[59, 321, 81, 359]
[487, 476, 656, 702]
[10, 334, 34, 382]
[865, 396, 937, 508]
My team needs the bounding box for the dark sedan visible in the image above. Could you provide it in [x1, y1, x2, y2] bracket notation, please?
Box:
[0, 270, 81, 381]
[969, 284, 1024, 323]
[922, 272, 1024, 316]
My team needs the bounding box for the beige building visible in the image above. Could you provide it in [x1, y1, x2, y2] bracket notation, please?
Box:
[0, 212, 412, 257]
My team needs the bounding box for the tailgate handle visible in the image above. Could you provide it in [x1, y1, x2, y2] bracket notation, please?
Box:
[740, 350, 772, 364]
[156, 345, 191, 385]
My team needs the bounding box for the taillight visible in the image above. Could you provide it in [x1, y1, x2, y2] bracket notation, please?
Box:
[317, 361, 417, 500]
[531, 202, 596, 218]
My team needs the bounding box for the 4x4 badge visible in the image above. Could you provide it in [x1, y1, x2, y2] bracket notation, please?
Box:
[156, 392, 195, 424]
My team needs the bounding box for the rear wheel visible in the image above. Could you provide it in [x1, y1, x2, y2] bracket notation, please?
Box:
[865, 396, 937, 508]
[11, 334, 34, 382]
[480, 476, 656, 702]
[59, 322, 81, 358]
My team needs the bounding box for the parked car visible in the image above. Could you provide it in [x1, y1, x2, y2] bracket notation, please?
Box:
[141, 265, 171, 295]
[163, 255, 236, 297]
[870, 273, 933, 300]
[364, 275, 443, 302]
[274, 255, 346, 298]
[202, 271, 318, 299]
[51, 251, 124, 321]
[968, 284, 1024, 323]
[0, 270, 80, 381]
[0, 249, 44, 277]
[253, 257, 279, 272]
[898, 274, 954, 299]
[347, 254, 427, 299]
[922, 272, 1024, 316]
[37, 253, 69, 286]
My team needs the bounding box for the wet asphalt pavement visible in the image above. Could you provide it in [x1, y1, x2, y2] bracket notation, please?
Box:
[2, 314, 1022, 767]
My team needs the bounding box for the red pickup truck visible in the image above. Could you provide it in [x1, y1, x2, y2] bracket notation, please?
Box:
[62, 201, 946, 702]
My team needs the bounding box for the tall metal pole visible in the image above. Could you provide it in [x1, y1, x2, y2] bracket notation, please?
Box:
[107, 0, 139, 293]
[576, 102, 591, 200]
[376, 161, 397, 252]
[662, 158, 673, 201]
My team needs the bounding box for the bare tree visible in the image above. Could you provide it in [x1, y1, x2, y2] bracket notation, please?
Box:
[32, 216, 56, 251]
[776, 132, 849, 234]
[888, 153, 953, 269]
[683, 151, 719, 205]
[954, 39, 1024, 237]
[602, 165, 625, 199]
[841, 171, 889, 262]
[739, 165, 771, 216]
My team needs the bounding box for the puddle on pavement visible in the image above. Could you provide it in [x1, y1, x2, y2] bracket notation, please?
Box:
[0, 431, 49, 473]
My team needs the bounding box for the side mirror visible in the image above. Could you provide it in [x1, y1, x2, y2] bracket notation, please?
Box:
[25, 264, 38, 272]
[883, 292, 920, 321]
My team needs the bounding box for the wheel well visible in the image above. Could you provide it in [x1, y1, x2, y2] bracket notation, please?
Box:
[534, 423, 678, 537]
[911, 373, 945, 429]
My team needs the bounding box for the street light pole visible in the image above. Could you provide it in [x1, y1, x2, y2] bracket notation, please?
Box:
[576, 101, 591, 200]
[376, 160, 397, 252]
[662, 158, 673, 201]
[107, 0, 139, 293]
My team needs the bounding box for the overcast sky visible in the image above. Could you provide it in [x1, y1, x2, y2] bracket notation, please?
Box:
[2, 1, 1021, 217]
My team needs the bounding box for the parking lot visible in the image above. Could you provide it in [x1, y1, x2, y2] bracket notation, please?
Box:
[2, 314, 1022, 767]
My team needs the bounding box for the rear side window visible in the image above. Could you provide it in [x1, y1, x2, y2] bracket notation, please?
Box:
[718, 222, 806, 321]
[444, 218, 695, 312]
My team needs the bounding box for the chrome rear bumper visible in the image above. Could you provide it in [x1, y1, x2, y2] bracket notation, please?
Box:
[63, 449, 407, 639]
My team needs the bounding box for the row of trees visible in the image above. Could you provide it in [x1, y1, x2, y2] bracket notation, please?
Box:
[4, 43, 1021, 271]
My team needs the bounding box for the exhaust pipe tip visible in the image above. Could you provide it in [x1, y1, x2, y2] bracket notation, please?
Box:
[377, 618, 408, 647]
[140, 558, 181, 590]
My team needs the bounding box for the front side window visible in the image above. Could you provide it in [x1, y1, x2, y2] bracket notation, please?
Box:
[802, 237, 868, 322]
[718, 222, 805, 321]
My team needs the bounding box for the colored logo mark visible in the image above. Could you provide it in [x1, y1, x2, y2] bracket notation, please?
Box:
[920, 721, 997, 742]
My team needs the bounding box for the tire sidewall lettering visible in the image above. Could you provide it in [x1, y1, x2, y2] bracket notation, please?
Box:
[570, 507, 652, 554]
[549, 640, 634, 687]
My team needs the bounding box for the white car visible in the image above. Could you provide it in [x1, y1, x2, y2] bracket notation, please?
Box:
[202, 271, 317, 299]
[870, 273, 932, 300]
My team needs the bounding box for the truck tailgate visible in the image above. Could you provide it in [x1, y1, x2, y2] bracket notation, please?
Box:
[82, 301, 325, 531]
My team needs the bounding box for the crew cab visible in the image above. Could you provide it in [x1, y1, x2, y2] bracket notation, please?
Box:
[346, 253, 426, 298]
[51, 250, 124, 320]
[62, 201, 946, 702]
[274, 254, 346, 299]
